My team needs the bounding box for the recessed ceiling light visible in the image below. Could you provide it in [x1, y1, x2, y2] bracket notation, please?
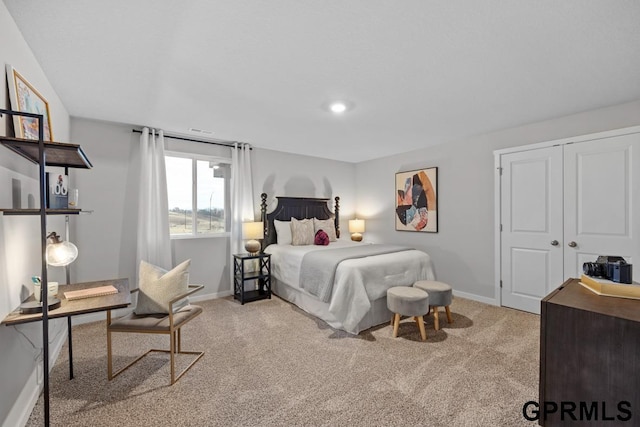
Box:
[330, 102, 347, 114]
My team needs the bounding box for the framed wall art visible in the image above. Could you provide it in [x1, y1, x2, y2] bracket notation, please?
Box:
[395, 167, 438, 232]
[6, 65, 54, 141]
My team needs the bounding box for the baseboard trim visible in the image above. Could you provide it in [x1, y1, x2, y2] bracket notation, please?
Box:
[452, 289, 498, 306]
[3, 323, 67, 427]
[190, 290, 233, 302]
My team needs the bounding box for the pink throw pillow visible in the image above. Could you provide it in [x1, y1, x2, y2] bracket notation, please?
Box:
[314, 229, 330, 246]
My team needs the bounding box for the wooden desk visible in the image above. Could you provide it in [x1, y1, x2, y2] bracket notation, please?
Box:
[2, 278, 131, 378]
[539, 278, 640, 425]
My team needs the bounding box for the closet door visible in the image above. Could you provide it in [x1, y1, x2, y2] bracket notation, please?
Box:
[564, 132, 640, 278]
[500, 146, 564, 314]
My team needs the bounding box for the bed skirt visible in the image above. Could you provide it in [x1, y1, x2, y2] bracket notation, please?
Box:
[272, 277, 394, 335]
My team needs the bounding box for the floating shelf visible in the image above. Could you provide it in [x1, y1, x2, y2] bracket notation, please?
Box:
[0, 208, 87, 215]
[0, 136, 92, 169]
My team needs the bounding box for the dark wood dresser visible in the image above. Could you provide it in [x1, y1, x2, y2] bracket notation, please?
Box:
[539, 278, 640, 425]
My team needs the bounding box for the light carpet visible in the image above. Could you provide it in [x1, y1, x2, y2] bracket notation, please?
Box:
[26, 296, 539, 426]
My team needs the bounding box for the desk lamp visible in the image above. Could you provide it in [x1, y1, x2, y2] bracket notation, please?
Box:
[45, 231, 78, 266]
[21, 232, 78, 314]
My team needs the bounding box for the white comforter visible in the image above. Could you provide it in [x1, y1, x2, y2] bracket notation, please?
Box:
[265, 240, 435, 332]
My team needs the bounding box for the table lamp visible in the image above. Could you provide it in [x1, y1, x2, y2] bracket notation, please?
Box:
[243, 221, 264, 254]
[349, 219, 365, 242]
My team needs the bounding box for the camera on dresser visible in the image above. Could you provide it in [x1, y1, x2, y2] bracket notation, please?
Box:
[583, 255, 633, 284]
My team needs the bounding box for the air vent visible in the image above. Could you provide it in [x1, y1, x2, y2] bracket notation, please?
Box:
[188, 128, 213, 135]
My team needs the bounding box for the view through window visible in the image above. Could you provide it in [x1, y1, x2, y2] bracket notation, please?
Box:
[165, 154, 230, 236]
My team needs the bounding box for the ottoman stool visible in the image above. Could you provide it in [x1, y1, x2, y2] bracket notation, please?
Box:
[413, 280, 453, 331]
[386, 286, 429, 341]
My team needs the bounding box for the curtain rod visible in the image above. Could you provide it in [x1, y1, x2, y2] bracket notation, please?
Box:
[132, 129, 251, 149]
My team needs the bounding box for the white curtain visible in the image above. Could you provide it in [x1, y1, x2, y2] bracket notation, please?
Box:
[230, 143, 255, 256]
[136, 127, 172, 270]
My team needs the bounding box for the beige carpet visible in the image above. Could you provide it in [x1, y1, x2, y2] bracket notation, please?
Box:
[26, 296, 539, 426]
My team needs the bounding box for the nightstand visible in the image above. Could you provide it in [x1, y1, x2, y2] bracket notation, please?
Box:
[233, 253, 271, 304]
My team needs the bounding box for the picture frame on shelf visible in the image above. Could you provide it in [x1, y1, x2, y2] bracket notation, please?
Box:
[395, 166, 438, 233]
[5, 64, 54, 141]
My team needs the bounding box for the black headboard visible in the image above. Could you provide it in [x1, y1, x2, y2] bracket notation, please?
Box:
[260, 193, 340, 248]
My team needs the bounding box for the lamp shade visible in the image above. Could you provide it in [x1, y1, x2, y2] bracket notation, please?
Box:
[45, 232, 78, 267]
[243, 221, 264, 254]
[348, 219, 365, 234]
[242, 222, 264, 240]
[348, 219, 365, 242]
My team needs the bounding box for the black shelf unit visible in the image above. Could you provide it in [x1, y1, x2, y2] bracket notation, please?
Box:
[0, 208, 83, 215]
[0, 136, 92, 168]
[233, 253, 271, 304]
[0, 108, 92, 427]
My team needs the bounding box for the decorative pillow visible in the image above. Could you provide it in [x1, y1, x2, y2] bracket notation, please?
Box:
[135, 259, 191, 315]
[291, 218, 315, 246]
[314, 229, 330, 246]
[274, 220, 292, 245]
[313, 218, 337, 242]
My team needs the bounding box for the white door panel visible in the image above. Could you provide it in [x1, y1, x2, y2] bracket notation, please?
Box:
[564, 134, 640, 279]
[501, 147, 563, 314]
[511, 248, 550, 297]
[499, 130, 640, 314]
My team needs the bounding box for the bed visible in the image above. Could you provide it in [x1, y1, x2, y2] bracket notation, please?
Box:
[260, 193, 435, 334]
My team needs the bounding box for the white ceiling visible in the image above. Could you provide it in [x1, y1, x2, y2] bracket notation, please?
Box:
[4, 1, 640, 162]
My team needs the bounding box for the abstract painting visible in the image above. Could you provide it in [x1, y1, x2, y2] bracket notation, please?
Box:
[395, 167, 438, 232]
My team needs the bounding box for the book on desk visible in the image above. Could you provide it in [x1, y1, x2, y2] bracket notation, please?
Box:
[64, 285, 118, 301]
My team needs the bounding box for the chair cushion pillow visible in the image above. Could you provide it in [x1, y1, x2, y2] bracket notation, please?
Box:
[135, 259, 190, 315]
[111, 305, 203, 331]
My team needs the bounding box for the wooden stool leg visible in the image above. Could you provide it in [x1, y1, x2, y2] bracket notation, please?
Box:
[433, 306, 440, 331]
[391, 315, 395, 327]
[445, 305, 453, 324]
[416, 316, 427, 341]
[392, 313, 400, 338]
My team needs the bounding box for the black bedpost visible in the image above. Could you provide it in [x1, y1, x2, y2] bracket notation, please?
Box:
[260, 193, 268, 250]
[334, 196, 340, 239]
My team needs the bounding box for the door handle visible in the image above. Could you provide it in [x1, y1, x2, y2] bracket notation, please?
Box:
[551, 240, 559, 246]
[568, 241, 577, 248]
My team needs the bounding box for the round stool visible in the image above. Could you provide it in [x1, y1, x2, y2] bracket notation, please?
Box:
[386, 286, 429, 341]
[413, 280, 453, 331]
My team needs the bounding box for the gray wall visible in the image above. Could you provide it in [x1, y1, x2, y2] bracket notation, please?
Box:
[70, 118, 236, 297]
[355, 99, 640, 301]
[252, 148, 356, 223]
[70, 117, 357, 300]
[3, 2, 639, 424]
[68, 120, 138, 285]
[0, 3, 70, 424]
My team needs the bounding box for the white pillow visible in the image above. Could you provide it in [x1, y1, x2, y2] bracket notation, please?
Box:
[313, 217, 337, 242]
[135, 259, 190, 315]
[274, 220, 292, 245]
[291, 218, 315, 246]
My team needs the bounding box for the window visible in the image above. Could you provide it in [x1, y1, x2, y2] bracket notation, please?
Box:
[165, 152, 231, 237]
